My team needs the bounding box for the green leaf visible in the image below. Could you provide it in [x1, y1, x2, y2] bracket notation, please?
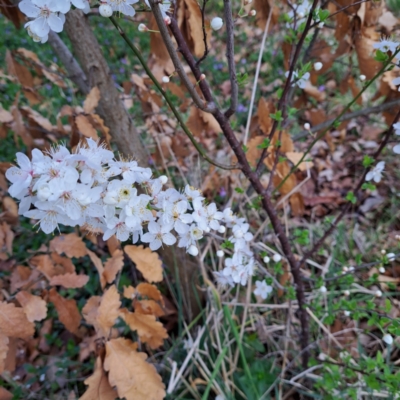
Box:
[257, 138, 271, 149]
[363, 155, 374, 167]
[235, 187, 244, 194]
[375, 49, 389, 62]
[318, 9, 330, 22]
[346, 191, 357, 204]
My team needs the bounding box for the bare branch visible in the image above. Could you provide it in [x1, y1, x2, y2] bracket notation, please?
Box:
[223, 0, 238, 119]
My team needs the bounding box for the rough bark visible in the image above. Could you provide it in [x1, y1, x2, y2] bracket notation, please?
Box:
[63, 10, 148, 165]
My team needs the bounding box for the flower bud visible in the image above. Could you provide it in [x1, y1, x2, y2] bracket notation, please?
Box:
[318, 22, 324, 28]
[375, 290, 382, 297]
[99, 3, 113, 17]
[188, 245, 199, 256]
[298, 12, 305, 18]
[263, 256, 270, 263]
[216, 250, 224, 258]
[344, 310, 350, 317]
[37, 184, 51, 201]
[383, 334, 393, 345]
[381, 249, 386, 255]
[359, 74, 366, 81]
[158, 175, 168, 184]
[204, 227, 211, 233]
[162, 76, 170, 83]
[344, 290, 350, 296]
[218, 226, 226, 234]
[304, 122, 311, 130]
[379, 267, 385, 274]
[199, 74, 206, 81]
[211, 17, 223, 31]
[272, 254, 282, 263]
[314, 62, 323, 71]
[320, 286, 327, 293]
[249, 9, 256, 16]
[387, 253, 396, 262]
[138, 23, 148, 32]
[164, 16, 171, 25]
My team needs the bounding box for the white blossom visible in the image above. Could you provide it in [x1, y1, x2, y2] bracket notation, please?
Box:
[373, 39, 399, 53]
[253, 280, 273, 299]
[365, 161, 385, 183]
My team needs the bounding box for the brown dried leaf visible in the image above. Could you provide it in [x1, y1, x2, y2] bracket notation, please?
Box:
[121, 308, 168, 349]
[0, 302, 35, 338]
[136, 283, 164, 304]
[49, 233, 87, 258]
[75, 114, 98, 140]
[0, 108, 13, 124]
[82, 296, 101, 328]
[87, 249, 106, 290]
[80, 357, 117, 400]
[134, 300, 165, 317]
[49, 273, 89, 289]
[123, 285, 136, 300]
[253, 0, 279, 30]
[0, 387, 12, 400]
[104, 337, 166, 400]
[103, 250, 124, 285]
[124, 245, 163, 283]
[0, 333, 9, 374]
[48, 288, 81, 334]
[16, 291, 47, 322]
[96, 285, 121, 338]
[0, 0, 25, 29]
[286, 152, 313, 172]
[83, 87, 101, 114]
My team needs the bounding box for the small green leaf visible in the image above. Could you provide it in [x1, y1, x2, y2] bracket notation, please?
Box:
[346, 191, 357, 204]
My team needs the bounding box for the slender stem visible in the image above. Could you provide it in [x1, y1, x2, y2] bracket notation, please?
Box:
[223, 0, 238, 119]
[148, 0, 215, 113]
[109, 16, 238, 170]
[255, 0, 320, 175]
[196, 0, 209, 66]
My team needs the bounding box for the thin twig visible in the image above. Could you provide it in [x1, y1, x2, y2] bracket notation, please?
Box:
[223, 0, 238, 119]
[109, 16, 237, 171]
[196, 0, 209, 66]
[148, 0, 215, 113]
[243, 7, 273, 145]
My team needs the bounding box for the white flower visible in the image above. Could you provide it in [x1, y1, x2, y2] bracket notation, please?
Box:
[124, 194, 153, 229]
[379, 267, 385, 273]
[103, 212, 131, 242]
[144, 0, 171, 18]
[382, 334, 393, 345]
[187, 245, 198, 256]
[213, 271, 234, 288]
[193, 198, 223, 231]
[211, 17, 223, 31]
[373, 39, 399, 53]
[263, 256, 270, 263]
[19, 0, 66, 38]
[6, 152, 34, 198]
[141, 221, 176, 250]
[272, 253, 282, 263]
[24, 201, 73, 234]
[319, 285, 327, 293]
[387, 253, 396, 262]
[253, 280, 272, 299]
[99, 3, 113, 16]
[314, 62, 323, 71]
[344, 310, 350, 317]
[393, 122, 400, 135]
[177, 224, 203, 249]
[392, 77, 400, 87]
[365, 161, 385, 183]
[184, 185, 202, 203]
[103, 0, 138, 16]
[285, 70, 310, 89]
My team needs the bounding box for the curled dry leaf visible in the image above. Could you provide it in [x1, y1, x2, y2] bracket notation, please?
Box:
[121, 308, 168, 349]
[134, 300, 165, 317]
[86, 249, 106, 290]
[286, 152, 314, 172]
[48, 288, 81, 334]
[103, 249, 124, 285]
[124, 245, 163, 283]
[123, 285, 136, 300]
[49, 273, 89, 289]
[79, 357, 117, 400]
[83, 86, 101, 114]
[104, 337, 166, 400]
[15, 291, 47, 322]
[0, 301, 35, 338]
[49, 233, 87, 258]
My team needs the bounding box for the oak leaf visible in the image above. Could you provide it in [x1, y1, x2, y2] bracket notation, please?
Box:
[124, 245, 163, 283]
[134, 300, 165, 317]
[136, 283, 164, 304]
[79, 357, 117, 400]
[121, 308, 168, 349]
[75, 114, 98, 140]
[49, 233, 87, 258]
[82, 296, 101, 328]
[49, 273, 89, 289]
[0, 302, 34, 338]
[48, 288, 81, 334]
[16, 291, 47, 322]
[96, 285, 121, 338]
[104, 338, 165, 400]
[103, 250, 124, 285]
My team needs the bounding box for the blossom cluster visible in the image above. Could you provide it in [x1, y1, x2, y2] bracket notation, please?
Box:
[17, 0, 170, 43]
[6, 139, 260, 288]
